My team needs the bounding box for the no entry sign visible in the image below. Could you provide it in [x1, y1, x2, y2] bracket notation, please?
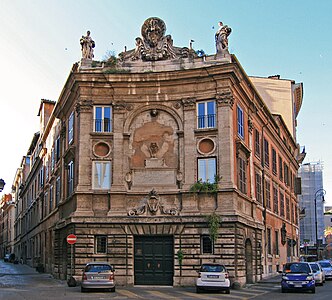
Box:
[67, 234, 77, 245]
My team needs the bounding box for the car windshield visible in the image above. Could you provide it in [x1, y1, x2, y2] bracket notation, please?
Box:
[284, 263, 311, 274]
[85, 264, 113, 272]
[319, 261, 332, 268]
[200, 264, 226, 272]
[309, 263, 319, 271]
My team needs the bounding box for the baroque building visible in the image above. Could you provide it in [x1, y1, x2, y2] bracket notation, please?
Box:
[12, 17, 304, 286]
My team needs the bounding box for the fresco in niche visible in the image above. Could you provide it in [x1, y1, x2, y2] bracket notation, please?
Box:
[130, 114, 178, 168]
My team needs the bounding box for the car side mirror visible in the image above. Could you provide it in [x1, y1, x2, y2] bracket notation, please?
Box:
[278, 270, 283, 274]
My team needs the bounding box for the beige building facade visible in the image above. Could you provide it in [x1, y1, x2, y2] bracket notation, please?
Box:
[12, 18, 304, 287]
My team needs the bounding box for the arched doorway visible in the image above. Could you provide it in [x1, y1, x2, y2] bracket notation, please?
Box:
[245, 238, 253, 284]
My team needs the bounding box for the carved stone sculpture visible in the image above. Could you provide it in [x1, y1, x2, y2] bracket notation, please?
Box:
[119, 17, 194, 62]
[80, 31, 95, 59]
[215, 21, 232, 53]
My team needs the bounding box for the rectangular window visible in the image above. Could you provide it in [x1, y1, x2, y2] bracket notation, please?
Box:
[201, 235, 213, 254]
[67, 161, 74, 196]
[255, 172, 262, 203]
[49, 185, 53, 213]
[273, 186, 279, 214]
[286, 197, 290, 220]
[94, 106, 112, 132]
[198, 157, 216, 182]
[279, 192, 285, 217]
[275, 231, 279, 255]
[55, 176, 61, 206]
[263, 138, 269, 167]
[279, 156, 283, 181]
[254, 129, 260, 158]
[95, 235, 107, 254]
[267, 228, 272, 255]
[68, 111, 74, 144]
[44, 192, 48, 217]
[265, 179, 271, 209]
[197, 101, 216, 129]
[237, 105, 244, 139]
[93, 161, 111, 189]
[238, 156, 247, 194]
[284, 163, 289, 186]
[55, 136, 61, 162]
[272, 148, 277, 175]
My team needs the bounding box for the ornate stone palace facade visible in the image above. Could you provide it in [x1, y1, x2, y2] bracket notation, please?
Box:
[11, 18, 304, 287]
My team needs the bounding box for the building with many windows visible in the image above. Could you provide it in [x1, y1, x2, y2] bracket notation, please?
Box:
[11, 18, 304, 286]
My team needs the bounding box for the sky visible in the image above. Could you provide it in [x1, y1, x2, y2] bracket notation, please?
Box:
[0, 0, 331, 205]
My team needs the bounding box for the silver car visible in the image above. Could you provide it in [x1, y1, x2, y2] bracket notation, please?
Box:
[81, 262, 115, 292]
[318, 260, 332, 280]
[309, 262, 324, 285]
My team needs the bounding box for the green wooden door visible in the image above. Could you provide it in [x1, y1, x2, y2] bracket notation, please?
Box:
[134, 236, 174, 285]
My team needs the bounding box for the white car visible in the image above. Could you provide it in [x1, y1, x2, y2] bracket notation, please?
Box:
[318, 260, 332, 280]
[196, 263, 230, 294]
[309, 262, 324, 285]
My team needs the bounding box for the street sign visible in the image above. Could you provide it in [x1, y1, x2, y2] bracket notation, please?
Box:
[67, 234, 77, 245]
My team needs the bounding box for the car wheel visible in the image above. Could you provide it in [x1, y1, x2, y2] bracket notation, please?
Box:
[196, 286, 202, 293]
[225, 288, 230, 294]
[281, 287, 286, 293]
[311, 287, 316, 293]
[81, 287, 87, 293]
[110, 287, 115, 292]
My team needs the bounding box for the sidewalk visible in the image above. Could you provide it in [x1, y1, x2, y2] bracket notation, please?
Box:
[0, 259, 39, 275]
[258, 273, 282, 284]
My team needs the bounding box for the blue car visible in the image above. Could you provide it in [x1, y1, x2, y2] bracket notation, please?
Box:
[280, 262, 315, 293]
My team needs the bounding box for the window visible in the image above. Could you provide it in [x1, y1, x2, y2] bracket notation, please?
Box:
[279, 192, 285, 217]
[55, 176, 61, 206]
[49, 185, 53, 213]
[238, 156, 247, 194]
[286, 197, 290, 220]
[284, 163, 289, 186]
[279, 156, 283, 181]
[273, 186, 278, 214]
[67, 161, 74, 196]
[254, 129, 260, 158]
[68, 111, 74, 144]
[44, 192, 48, 217]
[94, 106, 112, 132]
[55, 136, 61, 162]
[255, 172, 262, 203]
[93, 161, 111, 189]
[275, 231, 279, 255]
[198, 157, 216, 182]
[95, 235, 107, 254]
[272, 148, 277, 174]
[201, 235, 213, 254]
[265, 179, 271, 209]
[263, 138, 269, 167]
[197, 101, 216, 129]
[267, 228, 272, 255]
[237, 105, 244, 138]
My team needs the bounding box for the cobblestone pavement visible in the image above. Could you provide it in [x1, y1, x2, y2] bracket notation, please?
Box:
[0, 260, 282, 299]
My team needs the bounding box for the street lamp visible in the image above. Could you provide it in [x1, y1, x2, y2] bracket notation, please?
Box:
[314, 188, 326, 260]
[0, 178, 5, 192]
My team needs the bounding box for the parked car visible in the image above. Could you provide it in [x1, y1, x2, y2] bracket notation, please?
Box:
[81, 262, 115, 292]
[280, 262, 315, 293]
[196, 263, 230, 294]
[318, 260, 332, 280]
[309, 262, 324, 285]
[4, 254, 10, 262]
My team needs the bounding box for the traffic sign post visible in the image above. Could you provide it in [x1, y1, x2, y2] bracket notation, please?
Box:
[67, 234, 77, 286]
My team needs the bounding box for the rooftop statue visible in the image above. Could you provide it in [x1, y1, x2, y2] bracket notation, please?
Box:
[119, 17, 194, 62]
[215, 21, 232, 53]
[80, 31, 95, 59]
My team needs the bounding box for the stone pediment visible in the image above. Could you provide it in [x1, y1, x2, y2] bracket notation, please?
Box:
[119, 17, 196, 62]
